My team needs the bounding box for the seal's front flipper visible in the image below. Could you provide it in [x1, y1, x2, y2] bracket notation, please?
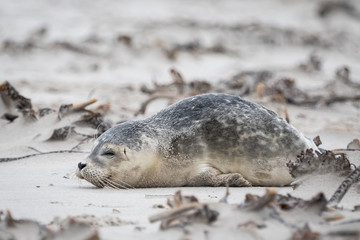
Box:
[217, 173, 252, 187]
[191, 167, 252, 187]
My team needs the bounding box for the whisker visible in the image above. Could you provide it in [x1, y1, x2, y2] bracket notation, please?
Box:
[94, 173, 125, 190]
[96, 176, 107, 188]
[107, 177, 135, 189]
[104, 178, 129, 190]
[107, 171, 135, 189]
[69, 170, 77, 180]
[103, 179, 123, 190]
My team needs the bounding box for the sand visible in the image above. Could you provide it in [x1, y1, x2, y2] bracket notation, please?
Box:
[1, 0, 360, 239]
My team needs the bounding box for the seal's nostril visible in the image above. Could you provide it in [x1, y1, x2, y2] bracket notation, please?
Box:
[78, 162, 87, 170]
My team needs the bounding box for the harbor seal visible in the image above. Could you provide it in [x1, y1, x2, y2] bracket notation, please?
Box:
[76, 93, 317, 188]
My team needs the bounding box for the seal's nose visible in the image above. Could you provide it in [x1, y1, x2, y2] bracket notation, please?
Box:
[78, 162, 87, 170]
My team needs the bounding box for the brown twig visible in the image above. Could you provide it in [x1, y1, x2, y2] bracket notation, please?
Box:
[134, 95, 174, 116]
[71, 137, 93, 151]
[284, 105, 290, 123]
[58, 98, 98, 119]
[72, 98, 98, 111]
[0, 150, 89, 163]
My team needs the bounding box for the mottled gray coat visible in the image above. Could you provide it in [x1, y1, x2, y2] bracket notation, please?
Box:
[77, 93, 316, 188]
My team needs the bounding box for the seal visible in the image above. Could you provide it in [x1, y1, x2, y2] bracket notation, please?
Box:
[76, 93, 317, 188]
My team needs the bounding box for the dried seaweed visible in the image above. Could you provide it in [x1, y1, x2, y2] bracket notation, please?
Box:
[73, 112, 111, 134]
[138, 64, 356, 112]
[0, 81, 32, 111]
[116, 34, 132, 46]
[150, 188, 360, 238]
[137, 68, 215, 115]
[147, 20, 329, 48]
[2, 39, 36, 54]
[166, 190, 199, 208]
[291, 224, 320, 240]
[137, 69, 187, 115]
[135, 95, 174, 116]
[270, 78, 310, 104]
[287, 149, 351, 179]
[53, 41, 98, 56]
[286, 146, 360, 208]
[188, 80, 212, 95]
[213, 65, 360, 106]
[2, 27, 46, 54]
[313, 136, 322, 147]
[334, 66, 360, 88]
[38, 108, 56, 118]
[1, 113, 18, 122]
[164, 41, 229, 60]
[298, 53, 322, 72]
[165, 40, 201, 60]
[347, 139, 360, 150]
[48, 214, 135, 228]
[0, 210, 99, 240]
[239, 189, 277, 211]
[0, 82, 112, 154]
[318, 1, 358, 18]
[0, 81, 37, 121]
[47, 126, 76, 141]
[216, 70, 272, 96]
[141, 68, 186, 95]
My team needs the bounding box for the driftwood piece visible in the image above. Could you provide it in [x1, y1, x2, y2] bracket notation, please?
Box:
[313, 136, 322, 147]
[327, 165, 360, 207]
[149, 190, 219, 230]
[58, 98, 97, 119]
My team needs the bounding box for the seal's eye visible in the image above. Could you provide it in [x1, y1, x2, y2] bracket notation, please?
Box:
[102, 150, 115, 157]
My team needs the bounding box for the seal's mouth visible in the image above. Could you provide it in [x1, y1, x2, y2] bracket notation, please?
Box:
[78, 168, 110, 188]
[75, 161, 107, 188]
[76, 162, 133, 189]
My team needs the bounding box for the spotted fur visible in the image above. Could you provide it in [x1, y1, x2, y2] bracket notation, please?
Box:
[77, 93, 317, 188]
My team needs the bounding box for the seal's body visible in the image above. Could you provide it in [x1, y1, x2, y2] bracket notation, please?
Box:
[76, 93, 316, 188]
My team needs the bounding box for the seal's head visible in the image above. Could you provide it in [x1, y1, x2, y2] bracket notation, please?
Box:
[76, 122, 151, 189]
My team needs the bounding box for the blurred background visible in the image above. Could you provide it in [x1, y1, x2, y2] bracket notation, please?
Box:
[1, 0, 360, 149]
